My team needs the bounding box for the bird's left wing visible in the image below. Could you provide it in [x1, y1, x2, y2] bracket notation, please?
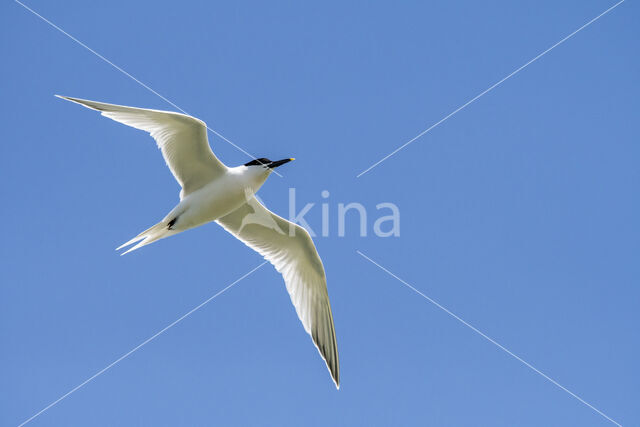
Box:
[217, 197, 340, 388]
[56, 95, 227, 198]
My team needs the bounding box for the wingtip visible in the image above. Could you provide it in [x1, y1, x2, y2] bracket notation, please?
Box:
[55, 94, 81, 105]
[55, 95, 89, 105]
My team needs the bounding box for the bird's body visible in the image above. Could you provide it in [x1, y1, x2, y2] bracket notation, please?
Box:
[168, 169, 252, 230]
[176, 166, 269, 228]
[119, 165, 270, 253]
[57, 95, 340, 388]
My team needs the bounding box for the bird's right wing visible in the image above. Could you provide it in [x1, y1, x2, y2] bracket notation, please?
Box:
[216, 197, 340, 388]
[57, 95, 227, 198]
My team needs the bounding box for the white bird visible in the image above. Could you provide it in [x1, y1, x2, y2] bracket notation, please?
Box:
[57, 95, 340, 388]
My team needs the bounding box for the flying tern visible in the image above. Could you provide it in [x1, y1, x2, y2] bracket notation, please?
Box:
[57, 95, 340, 388]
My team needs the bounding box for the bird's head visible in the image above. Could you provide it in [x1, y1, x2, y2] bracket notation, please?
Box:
[243, 157, 295, 169]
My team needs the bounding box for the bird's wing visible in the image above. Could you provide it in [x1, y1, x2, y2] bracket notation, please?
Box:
[57, 95, 227, 198]
[217, 197, 340, 388]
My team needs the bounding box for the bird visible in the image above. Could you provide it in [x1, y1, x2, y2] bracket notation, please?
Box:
[56, 95, 340, 388]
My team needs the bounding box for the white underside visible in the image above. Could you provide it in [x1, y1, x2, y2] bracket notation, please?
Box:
[168, 170, 264, 232]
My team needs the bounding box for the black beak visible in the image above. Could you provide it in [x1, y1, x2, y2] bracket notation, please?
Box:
[268, 158, 295, 168]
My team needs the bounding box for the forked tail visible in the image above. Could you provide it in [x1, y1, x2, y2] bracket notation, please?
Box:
[116, 220, 175, 255]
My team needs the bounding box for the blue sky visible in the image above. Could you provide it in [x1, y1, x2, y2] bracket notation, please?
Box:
[1, 0, 638, 425]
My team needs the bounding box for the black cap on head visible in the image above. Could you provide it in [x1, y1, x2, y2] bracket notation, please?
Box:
[244, 158, 271, 166]
[244, 158, 295, 168]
